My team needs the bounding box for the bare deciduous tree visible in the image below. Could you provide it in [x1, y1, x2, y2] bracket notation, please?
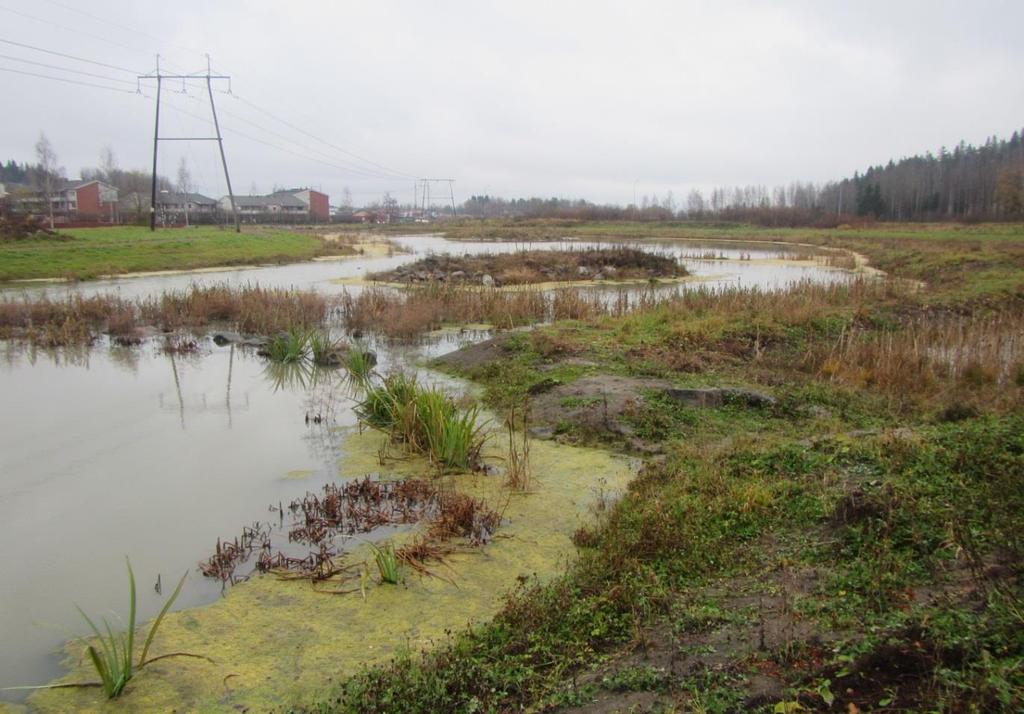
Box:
[686, 189, 705, 215]
[177, 157, 192, 227]
[33, 133, 63, 229]
[100, 145, 118, 181]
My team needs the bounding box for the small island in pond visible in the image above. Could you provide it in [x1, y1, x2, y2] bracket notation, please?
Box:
[370, 246, 686, 286]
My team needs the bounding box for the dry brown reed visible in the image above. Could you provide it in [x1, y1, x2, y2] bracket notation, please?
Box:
[339, 278, 902, 340]
[140, 285, 327, 334]
[426, 491, 502, 545]
[504, 403, 531, 491]
[817, 308, 1024, 391]
[340, 283, 549, 338]
[0, 294, 135, 346]
[0, 276, 902, 348]
[0, 284, 329, 346]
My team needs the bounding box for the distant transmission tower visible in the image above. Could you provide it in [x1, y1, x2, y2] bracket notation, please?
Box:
[139, 54, 240, 232]
[416, 178, 457, 218]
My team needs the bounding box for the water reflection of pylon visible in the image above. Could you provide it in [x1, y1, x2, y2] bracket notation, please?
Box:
[160, 349, 250, 427]
[226, 344, 233, 430]
[169, 352, 185, 430]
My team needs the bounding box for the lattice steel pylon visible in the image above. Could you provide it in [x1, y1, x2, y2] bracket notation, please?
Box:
[138, 54, 240, 232]
[416, 178, 456, 218]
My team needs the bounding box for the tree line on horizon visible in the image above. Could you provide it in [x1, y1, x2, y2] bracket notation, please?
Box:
[463, 127, 1024, 225]
[5, 127, 1023, 225]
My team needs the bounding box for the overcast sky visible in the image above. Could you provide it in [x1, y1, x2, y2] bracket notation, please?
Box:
[2, 0, 1022, 206]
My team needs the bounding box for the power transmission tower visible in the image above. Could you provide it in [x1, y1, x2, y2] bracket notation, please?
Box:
[416, 178, 457, 218]
[139, 55, 240, 232]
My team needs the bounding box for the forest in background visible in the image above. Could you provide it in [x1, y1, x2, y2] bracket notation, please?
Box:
[4, 127, 1024, 226]
[464, 128, 1024, 225]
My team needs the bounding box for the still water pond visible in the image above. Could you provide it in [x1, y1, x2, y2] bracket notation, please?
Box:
[0, 234, 854, 706]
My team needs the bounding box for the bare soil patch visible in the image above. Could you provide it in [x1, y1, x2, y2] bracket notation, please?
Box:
[432, 333, 519, 371]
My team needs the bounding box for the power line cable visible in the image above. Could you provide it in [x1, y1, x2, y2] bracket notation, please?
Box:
[3, 1, 421, 181]
[0, 52, 137, 84]
[0, 65, 138, 93]
[0, 5, 191, 76]
[0, 36, 140, 74]
[156, 94, 403, 183]
[0, 4, 153, 61]
[38, 0, 209, 61]
[169, 90, 409, 180]
[0, 31, 422, 188]
[218, 105, 409, 180]
[232, 94, 420, 180]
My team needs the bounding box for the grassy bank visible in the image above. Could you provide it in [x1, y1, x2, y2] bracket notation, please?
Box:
[417, 220, 1024, 300]
[297, 223, 1024, 713]
[0, 225, 354, 281]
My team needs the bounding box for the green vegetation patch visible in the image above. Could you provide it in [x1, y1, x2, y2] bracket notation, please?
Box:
[0, 225, 352, 281]
[307, 416, 1023, 713]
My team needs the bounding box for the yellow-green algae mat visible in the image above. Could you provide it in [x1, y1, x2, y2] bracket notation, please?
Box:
[23, 429, 634, 713]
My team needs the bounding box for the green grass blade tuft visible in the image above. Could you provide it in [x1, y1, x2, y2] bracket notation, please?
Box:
[125, 558, 136, 679]
[139, 570, 188, 668]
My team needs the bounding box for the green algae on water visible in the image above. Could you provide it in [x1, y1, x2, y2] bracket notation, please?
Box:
[29, 429, 634, 713]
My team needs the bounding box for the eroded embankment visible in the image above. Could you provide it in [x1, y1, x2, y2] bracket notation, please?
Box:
[26, 429, 634, 713]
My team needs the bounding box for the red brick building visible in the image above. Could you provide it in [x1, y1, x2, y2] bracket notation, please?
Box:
[292, 189, 330, 221]
[8, 179, 119, 223]
[221, 188, 330, 222]
[72, 180, 119, 221]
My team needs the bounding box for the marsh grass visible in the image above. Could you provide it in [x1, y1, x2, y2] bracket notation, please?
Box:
[142, 284, 327, 335]
[343, 344, 376, 387]
[504, 403, 532, 491]
[370, 542, 402, 585]
[4, 560, 196, 699]
[266, 328, 313, 363]
[307, 329, 339, 366]
[340, 283, 549, 338]
[357, 373, 487, 472]
[817, 307, 1024, 393]
[339, 277, 905, 342]
[427, 491, 503, 545]
[0, 285, 329, 346]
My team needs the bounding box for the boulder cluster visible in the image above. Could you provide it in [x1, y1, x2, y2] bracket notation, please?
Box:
[386, 257, 624, 286]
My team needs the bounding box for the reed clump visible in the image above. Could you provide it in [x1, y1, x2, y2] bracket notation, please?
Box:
[343, 344, 377, 386]
[504, 403, 532, 491]
[266, 328, 313, 363]
[140, 284, 327, 335]
[356, 372, 487, 472]
[370, 542, 401, 584]
[0, 294, 136, 345]
[5, 559, 200, 700]
[340, 283, 549, 338]
[815, 307, 1024, 393]
[0, 285, 329, 346]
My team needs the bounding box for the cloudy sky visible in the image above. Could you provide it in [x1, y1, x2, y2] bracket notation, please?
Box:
[2, 0, 1022, 206]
